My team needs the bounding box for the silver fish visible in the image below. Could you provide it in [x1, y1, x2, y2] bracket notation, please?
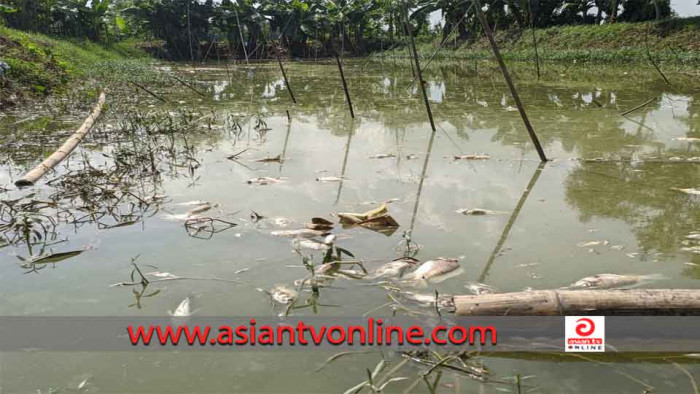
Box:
[369, 153, 396, 159]
[402, 291, 454, 309]
[673, 187, 700, 195]
[293, 235, 335, 251]
[247, 177, 282, 185]
[169, 297, 193, 317]
[465, 282, 499, 295]
[453, 154, 490, 160]
[270, 228, 328, 238]
[271, 286, 298, 304]
[456, 208, 503, 216]
[372, 257, 419, 279]
[316, 176, 343, 182]
[186, 203, 212, 217]
[563, 273, 666, 290]
[406, 258, 460, 281]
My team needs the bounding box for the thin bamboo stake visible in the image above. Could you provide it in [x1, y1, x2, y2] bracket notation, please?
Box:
[129, 81, 167, 103]
[172, 75, 205, 97]
[454, 289, 700, 316]
[335, 54, 355, 118]
[403, 3, 436, 132]
[528, 0, 540, 80]
[620, 96, 660, 117]
[234, 8, 250, 65]
[187, 2, 195, 65]
[472, 0, 547, 162]
[15, 92, 106, 187]
[277, 53, 297, 104]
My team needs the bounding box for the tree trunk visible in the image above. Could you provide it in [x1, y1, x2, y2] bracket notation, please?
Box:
[653, 0, 661, 21]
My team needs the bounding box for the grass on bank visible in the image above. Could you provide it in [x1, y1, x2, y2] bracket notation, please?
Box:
[0, 24, 148, 105]
[380, 17, 700, 64]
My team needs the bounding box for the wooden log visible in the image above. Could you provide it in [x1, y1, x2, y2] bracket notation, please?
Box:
[15, 91, 106, 187]
[454, 289, 700, 316]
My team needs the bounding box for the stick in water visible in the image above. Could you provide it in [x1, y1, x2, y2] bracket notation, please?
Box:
[15, 92, 107, 187]
[403, 3, 436, 132]
[472, 0, 547, 162]
[335, 54, 355, 118]
[277, 53, 297, 104]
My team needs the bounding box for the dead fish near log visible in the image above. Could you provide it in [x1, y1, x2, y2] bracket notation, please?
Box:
[404, 258, 461, 282]
[168, 297, 194, 317]
[271, 286, 298, 304]
[247, 177, 283, 185]
[316, 176, 343, 182]
[402, 291, 455, 310]
[562, 273, 666, 290]
[271, 228, 329, 238]
[453, 154, 490, 160]
[465, 282, 499, 295]
[369, 153, 396, 159]
[456, 208, 504, 216]
[370, 257, 420, 279]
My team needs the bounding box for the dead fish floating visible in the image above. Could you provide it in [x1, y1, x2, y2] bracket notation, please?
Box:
[271, 228, 329, 238]
[456, 208, 504, 216]
[369, 153, 396, 159]
[316, 176, 344, 182]
[402, 291, 455, 309]
[169, 297, 194, 317]
[562, 273, 666, 290]
[186, 203, 213, 217]
[293, 234, 336, 250]
[247, 177, 283, 185]
[370, 257, 420, 279]
[404, 257, 461, 282]
[465, 282, 499, 295]
[271, 286, 298, 304]
[453, 154, 490, 160]
[673, 187, 700, 195]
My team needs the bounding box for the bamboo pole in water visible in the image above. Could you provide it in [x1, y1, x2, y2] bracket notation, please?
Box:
[335, 54, 355, 118]
[277, 53, 297, 104]
[471, 0, 547, 162]
[15, 91, 106, 187]
[402, 3, 436, 132]
[454, 289, 700, 316]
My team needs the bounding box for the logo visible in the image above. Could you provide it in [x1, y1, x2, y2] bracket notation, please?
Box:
[565, 316, 605, 352]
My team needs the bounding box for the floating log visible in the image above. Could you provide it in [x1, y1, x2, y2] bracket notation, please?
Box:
[15, 91, 106, 187]
[454, 289, 700, 316]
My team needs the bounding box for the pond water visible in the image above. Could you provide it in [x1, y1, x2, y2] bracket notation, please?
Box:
[0, 59, 699, 393]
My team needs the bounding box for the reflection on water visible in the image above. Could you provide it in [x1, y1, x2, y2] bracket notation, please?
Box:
[0, 60, 699, 392]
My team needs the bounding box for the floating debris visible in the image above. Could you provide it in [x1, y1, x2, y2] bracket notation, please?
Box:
[369, 153, 396, 159]
[465, 282, 499, 295]
[453, 154, 490, 160]
[169, 297, 193, 317]
[271, 286, 298, 304]
[405, 257, 461, 282]
[247, 177, 283, 185]
[610, 244, 625, 250]
[184, 217, 237, 238]
[456, 208, 504, 216]
[316, 176, 343, 182]
[255, 154, 283, 163]
[371, 257, 420, 279]
[338, 204, 399, 235]
[405, 154, 419, 160]
[563, 273, 666, 290]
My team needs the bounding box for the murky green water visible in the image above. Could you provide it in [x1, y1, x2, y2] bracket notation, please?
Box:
[0, 60, 699, 393]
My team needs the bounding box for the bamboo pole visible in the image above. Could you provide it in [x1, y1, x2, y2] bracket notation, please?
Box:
[472, 0, 547, 162]
[454, 289, 700, 316]
[277, 53, 297, 104]
[172, 75, 205, 97]
[402, 3, 436, 132]
[15, 91, 106, 187]
[335, 54, 355, 118]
